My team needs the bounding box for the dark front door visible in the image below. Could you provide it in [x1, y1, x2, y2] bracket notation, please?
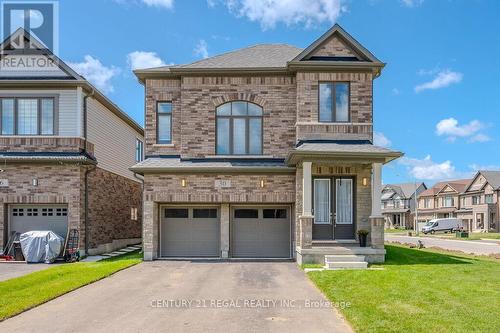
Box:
[312, 177, 355, 240]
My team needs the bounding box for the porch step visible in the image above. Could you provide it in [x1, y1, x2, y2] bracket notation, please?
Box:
[325, 261, 368, 270]
[325, 254, 366, 262]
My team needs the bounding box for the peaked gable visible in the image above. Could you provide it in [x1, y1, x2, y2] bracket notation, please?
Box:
[291, 24, 382, 63]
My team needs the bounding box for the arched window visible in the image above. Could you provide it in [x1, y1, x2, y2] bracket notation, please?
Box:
[216, 101, 263, 155]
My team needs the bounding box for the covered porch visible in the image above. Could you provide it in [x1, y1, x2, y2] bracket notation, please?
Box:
[287, 141, 402, 265]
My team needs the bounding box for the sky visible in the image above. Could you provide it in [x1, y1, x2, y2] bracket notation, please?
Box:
[10, 0, 500, 185]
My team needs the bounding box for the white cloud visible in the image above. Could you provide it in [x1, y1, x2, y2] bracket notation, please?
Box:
[469, 164, 500, 172]
[127, 51, 166, 70]
[400, 0, 423, 7]
[391, 88, 400, 95]
[399, 155, 459, 180]
[68, 56, 120, 94]
[414, 70, 463, 93]
[373, 132, 391, 147]
[435, 118, 490, 143]
[194, 40, 209, 59]
[212, 0, 346, 29]
[142, 0, 174, 9]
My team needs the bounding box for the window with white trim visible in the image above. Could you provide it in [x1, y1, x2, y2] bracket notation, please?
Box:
[0, 97, 55, 135]
[135, 139, 144, 162]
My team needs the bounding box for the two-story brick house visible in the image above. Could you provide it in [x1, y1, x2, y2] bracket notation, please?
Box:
[0, 29, 144, 255]
[132, 25, 402, 264]
[417, 179, 469, 223]
[381, 182, 426, 229]
[457, 171, 500, 232]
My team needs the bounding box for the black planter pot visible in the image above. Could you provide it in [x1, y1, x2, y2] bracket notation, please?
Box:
[359, 234, 367, 247]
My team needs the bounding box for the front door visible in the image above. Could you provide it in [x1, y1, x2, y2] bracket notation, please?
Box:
[312, 177, 355, 240]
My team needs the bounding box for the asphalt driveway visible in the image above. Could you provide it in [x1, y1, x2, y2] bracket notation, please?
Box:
[0, 261, 353, 333]
[0, 263, 55, 282]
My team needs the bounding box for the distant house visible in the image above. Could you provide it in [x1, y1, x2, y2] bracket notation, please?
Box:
[458, 171, 500, 232]
[381, 182, 426, 229]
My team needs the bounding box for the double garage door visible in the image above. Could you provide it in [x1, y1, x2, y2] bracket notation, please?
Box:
[160, 206, 291, 258]
[9, 204, 69, 238]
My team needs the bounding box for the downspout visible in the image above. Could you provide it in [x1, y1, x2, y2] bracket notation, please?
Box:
[83, 89, 95, 255]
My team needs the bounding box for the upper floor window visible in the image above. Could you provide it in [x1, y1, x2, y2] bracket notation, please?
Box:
[135, 138, 144, 162]
[423, 198, 431, 208]
[319, 82, 350, 123]
[472, 195, 481, 205]
[443, 196, 454, 207]
[216, 101, 263, 155]
[485, 194, 494, 204]
[0, 97, 55, 135]
[157, 102, 172, 144]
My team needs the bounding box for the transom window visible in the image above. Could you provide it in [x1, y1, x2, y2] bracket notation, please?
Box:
[0, 97, 55, 135]
[319, 82, 350, 122]
[157, 102, 172, 144]
[135, 138, 144, 162]
[216, 101, 263, 155]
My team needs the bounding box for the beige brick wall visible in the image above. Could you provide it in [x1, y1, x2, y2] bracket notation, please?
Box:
[308, 35, 361, 59]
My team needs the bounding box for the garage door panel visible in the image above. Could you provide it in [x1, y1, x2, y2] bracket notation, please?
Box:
[231, 206, 291, 258]
[10, 205, 68, 238]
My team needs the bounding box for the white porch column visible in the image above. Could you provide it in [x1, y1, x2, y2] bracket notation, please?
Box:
[371, 162, 383, 218]
[302, 161, 313, 216]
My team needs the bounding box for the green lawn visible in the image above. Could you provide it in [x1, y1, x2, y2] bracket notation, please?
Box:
[308, 245, 500, 333]
[384, 229, 408, 234]
[466, 232, 500, 240]
[0, 251, 142, 321]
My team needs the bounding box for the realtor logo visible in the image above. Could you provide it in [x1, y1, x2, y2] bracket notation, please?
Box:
[1, 0, 59, 54]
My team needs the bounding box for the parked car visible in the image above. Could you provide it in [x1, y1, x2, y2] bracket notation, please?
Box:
[422, 218, 462, 234]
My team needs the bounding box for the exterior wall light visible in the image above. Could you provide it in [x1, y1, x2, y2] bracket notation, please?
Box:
[362, 177, 368, 187]
[260, 179, 265, 188]
[181, 178, 187, 187]
[32, 178, 38, 186]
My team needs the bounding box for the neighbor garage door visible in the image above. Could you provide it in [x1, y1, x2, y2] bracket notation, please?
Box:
[160, 206, 220, 257]
[231, 206, 291, 258]
[9, 204, 69, 238]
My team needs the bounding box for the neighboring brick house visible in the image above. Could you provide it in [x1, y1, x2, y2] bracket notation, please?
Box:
[381, 182, 426, 230]
[0, 29, 143, 255]
[132, 24, 402, 264]
[417, 179, 470, 224]
[458, 171, 500, 232]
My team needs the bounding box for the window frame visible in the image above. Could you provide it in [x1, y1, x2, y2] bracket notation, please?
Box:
[318, 81, 351, 123]
[0, 96, 58, 136]
[215, 101, 263, 155]
[485, 194, 494, 204]
[135, 138, 144, 162]
[156, 101, 172, 144]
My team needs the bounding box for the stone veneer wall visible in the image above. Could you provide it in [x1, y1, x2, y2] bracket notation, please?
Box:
[145, 76, 297, 158]
[0, 163, 84, 248]
[87, 167, 142, 249]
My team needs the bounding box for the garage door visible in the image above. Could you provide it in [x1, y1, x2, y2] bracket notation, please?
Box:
[9, 204, 69, 238]
[160, 207, 220, 257]
[231, 206, 291, 258]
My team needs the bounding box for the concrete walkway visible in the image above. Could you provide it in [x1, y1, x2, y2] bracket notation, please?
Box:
[386, 234, 500, 255]
[0, 261, 353, 333]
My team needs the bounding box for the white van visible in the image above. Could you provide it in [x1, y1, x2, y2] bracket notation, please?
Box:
[422, 218, 462, 234]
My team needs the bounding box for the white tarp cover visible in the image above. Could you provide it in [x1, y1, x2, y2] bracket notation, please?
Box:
[19, 231, 64, 263]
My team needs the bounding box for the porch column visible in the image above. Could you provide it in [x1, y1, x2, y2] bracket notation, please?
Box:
[370, 162, 384, 249]
[298, 161, 313, 249]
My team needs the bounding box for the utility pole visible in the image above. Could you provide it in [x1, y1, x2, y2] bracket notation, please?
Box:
[414, 181, 419, 236]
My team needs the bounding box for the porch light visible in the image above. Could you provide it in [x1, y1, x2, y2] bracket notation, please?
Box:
[181, 178, 187, 187]
[32, 178, 38, 186]
[362, 177, 368, 187]
[260, 179, 265, 188]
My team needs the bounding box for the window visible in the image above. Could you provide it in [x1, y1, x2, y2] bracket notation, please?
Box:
[193, 208, 217, 218]
[216, 101, 263, 155]
[157, 102, 172, 144]
[165, 208, 188, 218]
[485, 194, 494, 204]
[472, 195, 481, 205]
[443, 196, 454, 207]
[234, 209, 258, 219]
[263, 209, 287, 219]
[0, 97, 55, 135]
[135, 139, 144, 162]
[319, 82, 350, 122]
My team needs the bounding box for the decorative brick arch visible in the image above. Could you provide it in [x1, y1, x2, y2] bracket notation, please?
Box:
[211, 93, 267, 108]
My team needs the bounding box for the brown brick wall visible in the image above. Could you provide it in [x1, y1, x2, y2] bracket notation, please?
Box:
[0, 137, 94, 154]
[87, 167, 142, 248]
[309, 35, 361, 58]
[144, 173, 296, 203]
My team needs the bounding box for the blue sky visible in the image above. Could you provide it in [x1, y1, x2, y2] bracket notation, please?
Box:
[26, 0, 500, 185]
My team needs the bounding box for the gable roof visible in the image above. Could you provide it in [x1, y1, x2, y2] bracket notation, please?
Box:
[419, 179, 470, 197]
[134, 24, 385, 82]
[0, 29, 143, 135]
[383, 182, 426, 199]
[465, 170, 500, 192]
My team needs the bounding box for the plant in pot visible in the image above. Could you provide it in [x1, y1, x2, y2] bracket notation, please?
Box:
[357, 229, 369, 247]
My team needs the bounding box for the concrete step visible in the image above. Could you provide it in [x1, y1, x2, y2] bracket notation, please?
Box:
[325, 255, 366, 263]
[325, 261, 368, 270]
